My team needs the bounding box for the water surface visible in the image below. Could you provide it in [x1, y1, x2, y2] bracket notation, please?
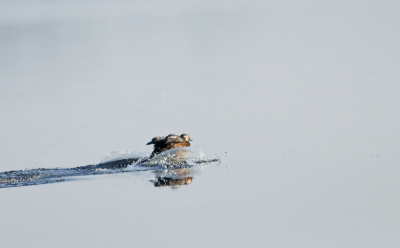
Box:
[0, 0, 399, 247]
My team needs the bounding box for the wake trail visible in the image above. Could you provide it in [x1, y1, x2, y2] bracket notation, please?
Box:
[0, 148, 219, 188]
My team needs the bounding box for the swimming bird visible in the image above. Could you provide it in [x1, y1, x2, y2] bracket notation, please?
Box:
[147, 134, 192, 158]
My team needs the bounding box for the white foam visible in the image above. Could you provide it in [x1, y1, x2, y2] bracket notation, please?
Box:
[99, 150, 150, 164]
[153, 147, 205, 160]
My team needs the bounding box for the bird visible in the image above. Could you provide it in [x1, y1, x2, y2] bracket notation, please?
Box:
[147, 134, 192, 158]
[146, 136, 166, 146]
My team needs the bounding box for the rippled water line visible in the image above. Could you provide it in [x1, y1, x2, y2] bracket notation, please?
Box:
[0, 158, 143, 188]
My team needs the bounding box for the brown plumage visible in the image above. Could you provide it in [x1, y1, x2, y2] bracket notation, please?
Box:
[146, 134, 192, 158]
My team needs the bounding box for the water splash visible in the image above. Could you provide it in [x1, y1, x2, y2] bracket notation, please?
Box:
[100, 150, 149, 164]
[0, 148, 220, 188]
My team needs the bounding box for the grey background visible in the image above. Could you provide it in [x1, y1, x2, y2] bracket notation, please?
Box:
[0, 0, 399, 247]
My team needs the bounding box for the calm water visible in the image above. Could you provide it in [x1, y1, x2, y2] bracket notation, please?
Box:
[1, 0, 399, 247]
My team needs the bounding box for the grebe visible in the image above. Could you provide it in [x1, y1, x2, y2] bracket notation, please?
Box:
[147, 134, 192, 158]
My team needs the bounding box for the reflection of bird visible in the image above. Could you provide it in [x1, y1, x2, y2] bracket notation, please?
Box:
[146, 134, 192, 158]
[153, 177, 193, 187]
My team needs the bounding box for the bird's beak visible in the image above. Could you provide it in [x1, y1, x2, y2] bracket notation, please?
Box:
[190, 139, 193, 141]
[146, 142, 152, 145]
